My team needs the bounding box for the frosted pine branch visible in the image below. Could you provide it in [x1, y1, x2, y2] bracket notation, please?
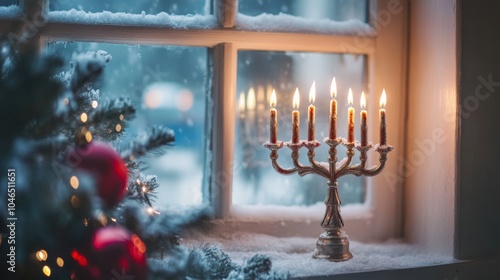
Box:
[120, 126, 175, 160]
[70, 50, 111, 92]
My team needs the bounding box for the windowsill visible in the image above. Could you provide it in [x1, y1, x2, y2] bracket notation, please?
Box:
[184, 229, 459, 279]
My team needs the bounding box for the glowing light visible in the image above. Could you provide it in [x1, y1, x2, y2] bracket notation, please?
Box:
[142, 186, 147, 193]
[131, 234, 147, 254]
[91, 100, 98, 108]
[70, 176, 79, 189]
[144, 88, 163, 109]
[83, 219, 88, 227]
[270, 90, 277, 108]
[42, 265, 51, 277]
[247, 87, 256, 110]
[63, 98, 69, 106]
[110, 217, 117, 222]
[36, 250, 48, 261]
[119, 114, 125, 121]
[56, 257, 64, 267]
[360, 91, 366, 109]
[330, 77, 337, 98]
[348, 88, 354, 106]
[309, 81, 316, 104]
[239, 92, 245, 112]
[80, 113, 88, 123]
[380, 89, 387, 108]
[115, 124, 122, 132]
[99, 214, 107, 226]
[85, 131, 92, 143]
[147, 207, 159, 215]
[71, 250, 88, 267]
[129, 155, 134, 161]
[293, 88, 300, 109]
[175, 89, 194, 112]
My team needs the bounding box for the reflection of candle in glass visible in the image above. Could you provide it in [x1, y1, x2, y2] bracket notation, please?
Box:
[270, 90, 278, 143]
[247, 87, 256, 111]
[347, 88, 355, 143]
[292, 88, 300, 144]
[360, 91, 368, 146]
[308, 81, 316, 141]
[379, 89, 387, 146]
[247, 87, 256, 130]
[238, 91, 245, 118]
[329, 77, 337, 140]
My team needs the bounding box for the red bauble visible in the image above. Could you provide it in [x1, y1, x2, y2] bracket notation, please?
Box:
[70, 141, 128, 208]
[72, 226, 147, 280]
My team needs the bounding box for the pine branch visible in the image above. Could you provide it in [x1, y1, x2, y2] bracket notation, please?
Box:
[120, 126, 175, 160]
[70, 50, 111, 93]
[86, 97, 136, 141]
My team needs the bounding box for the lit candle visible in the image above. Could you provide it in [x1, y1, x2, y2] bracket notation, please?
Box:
[308, 81, 316, 141]
[292, 88, 300, 144]
[379, 89, 387, 146]
[329, 77, 337, 140]
[238, 91, 245, 118]
[347, 88, 355, 143]
[360, 91, 368, 146]
[270, 90, 278, 143]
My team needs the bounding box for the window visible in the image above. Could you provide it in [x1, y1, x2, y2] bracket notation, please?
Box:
[0, 0, 407, 242]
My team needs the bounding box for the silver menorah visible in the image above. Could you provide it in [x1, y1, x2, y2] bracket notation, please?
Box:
[264, 137, 393, 261]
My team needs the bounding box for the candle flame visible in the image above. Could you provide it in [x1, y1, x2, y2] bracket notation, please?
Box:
[348, 88, 353, 106]
[330, 77, 337, 98]
[360, 91, 366, 109]
[238, 92, 245, 112]
[270, 89, 277, 108]
[293, 88, 300, 109]
[309, 81, 316, 104]
[247, 87, 256, 110]
[380, 89, 387, 108]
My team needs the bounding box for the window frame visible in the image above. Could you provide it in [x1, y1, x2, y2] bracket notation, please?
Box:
[0, 0, 408, 243]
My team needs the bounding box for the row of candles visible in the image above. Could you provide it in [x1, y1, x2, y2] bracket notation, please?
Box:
[269, 77, 387, 146]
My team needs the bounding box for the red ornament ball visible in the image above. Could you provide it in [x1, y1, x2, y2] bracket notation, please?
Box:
[70, 141, 128, 208]
[72, 226, 147, 280]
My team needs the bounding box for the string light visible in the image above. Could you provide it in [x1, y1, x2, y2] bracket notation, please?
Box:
[80, 113, 88, 123]
[119, 114, 125, 121]
[91, 100, 98, 108]
[85, 131, 92, 143]
[36, 250, 48, 261]
[69, 176, 79, 189]
[63, 98, 69, 106]
[71, 195, 80, 208]
[115, 124, 122, 132]
[142, 186, 147, 193]
[129, 155, 135, 161]
[83, 218, 89, 227]
[42, 265, 51, 276]
[110, 217, 117, 222]
[147, 207, 160, 215]
[56, 257, 64, 267]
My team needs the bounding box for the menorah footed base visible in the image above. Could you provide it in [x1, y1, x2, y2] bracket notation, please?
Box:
[312, 229, 353, 261]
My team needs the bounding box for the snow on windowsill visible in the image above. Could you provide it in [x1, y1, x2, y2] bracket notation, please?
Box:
[184, 231, 456, 278]
[236, 13, 376, 35]
[47, 9, 218, 29]
[231, 202, 373, 222]
[0, 5, 21, 19]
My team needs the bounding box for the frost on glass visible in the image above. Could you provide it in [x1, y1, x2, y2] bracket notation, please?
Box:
[49, 42, 208, 206]
[234, 51, 366, 206]
[0, 0, 16, 6]
[50, 0, 209, 15]
[239, 0, 368, 22]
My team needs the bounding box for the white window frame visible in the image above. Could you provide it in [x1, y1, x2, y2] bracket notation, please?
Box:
[0, 0, 408, 242]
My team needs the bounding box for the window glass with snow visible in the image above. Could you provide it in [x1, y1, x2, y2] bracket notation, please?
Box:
[239, 0, 368, 22]
[48, 42, 208, 206]
[234, 51, 366, 206]
[49, 0, 209, 15]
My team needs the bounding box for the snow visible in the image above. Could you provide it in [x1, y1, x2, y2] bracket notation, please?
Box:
[47, 9, 218, 29]
[236, 13, 376, 35]
[184, 232, 456, 278]
[0, 5, 20, 18]
[232, 202, 373, 221]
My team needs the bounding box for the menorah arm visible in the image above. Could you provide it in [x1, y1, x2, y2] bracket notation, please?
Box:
[334, 141, 355, 177]
[270, 157, 299, 175]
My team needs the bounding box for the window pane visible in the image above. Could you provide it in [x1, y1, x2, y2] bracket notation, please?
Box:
[0, 0, 16, 6]
[48, 42, 208, 206]
[234, 51, 366, 206]
[50, 0, 209, 15]
[239, 0, 368, 22]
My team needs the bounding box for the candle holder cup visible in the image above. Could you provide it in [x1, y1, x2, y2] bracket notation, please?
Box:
[263, 137, 393, 261]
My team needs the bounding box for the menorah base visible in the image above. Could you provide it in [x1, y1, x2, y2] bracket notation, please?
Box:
[312, 229, 353, 261]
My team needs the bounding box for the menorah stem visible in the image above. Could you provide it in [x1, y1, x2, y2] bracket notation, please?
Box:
[313, 181, 353, 261]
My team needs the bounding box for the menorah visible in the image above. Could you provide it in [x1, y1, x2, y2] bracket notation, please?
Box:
[263, 81, 393, 261]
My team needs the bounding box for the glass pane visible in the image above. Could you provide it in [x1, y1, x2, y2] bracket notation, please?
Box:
[0, 0, 16, 6]
[48, 42, 208, 206]
[234, 50, 366, 206]
[239, 0, 368, 22]
[50, 0, 209, 15]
